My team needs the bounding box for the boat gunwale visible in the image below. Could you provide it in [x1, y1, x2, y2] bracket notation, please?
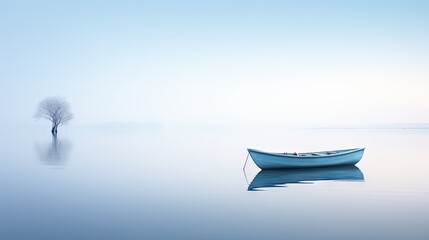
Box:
[247, 147, 365, 158]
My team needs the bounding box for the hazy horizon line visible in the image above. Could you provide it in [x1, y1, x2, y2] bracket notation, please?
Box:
[16, 122, 429, 130]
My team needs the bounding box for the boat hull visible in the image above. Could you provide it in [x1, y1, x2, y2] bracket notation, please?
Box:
[248, 148, 365, 169]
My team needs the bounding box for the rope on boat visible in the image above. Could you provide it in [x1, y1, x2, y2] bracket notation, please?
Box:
[243, 153, 250, 185]
[243, 153, 249, 171]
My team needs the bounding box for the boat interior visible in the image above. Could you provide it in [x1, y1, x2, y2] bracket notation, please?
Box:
[282, 149, 356, 157]
[283, 152, 337, 157]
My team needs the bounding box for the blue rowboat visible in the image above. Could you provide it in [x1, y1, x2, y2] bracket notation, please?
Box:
[248, 166, 364, 191]
[247, 148, 365, 169]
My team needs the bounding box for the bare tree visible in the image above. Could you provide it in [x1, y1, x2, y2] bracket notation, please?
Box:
[34, 97, 73, 135]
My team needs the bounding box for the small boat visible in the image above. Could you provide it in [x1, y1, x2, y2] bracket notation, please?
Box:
[247, 148, 365, 169]
[248, 166, 364, 191]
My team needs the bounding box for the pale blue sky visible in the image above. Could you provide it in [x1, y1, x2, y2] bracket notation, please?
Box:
[1, 0, 428, 126]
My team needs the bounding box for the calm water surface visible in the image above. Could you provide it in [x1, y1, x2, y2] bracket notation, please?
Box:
[0, 126, 428, 239]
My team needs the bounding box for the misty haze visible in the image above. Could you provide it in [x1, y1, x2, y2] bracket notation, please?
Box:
[1, 1, 428, 240]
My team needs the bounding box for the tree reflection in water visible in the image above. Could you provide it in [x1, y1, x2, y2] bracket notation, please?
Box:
[35, 135, 72, 165]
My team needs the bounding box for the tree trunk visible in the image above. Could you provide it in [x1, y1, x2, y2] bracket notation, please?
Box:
[51, 125, 58, 135]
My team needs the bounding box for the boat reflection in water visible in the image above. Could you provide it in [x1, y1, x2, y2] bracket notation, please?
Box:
[248, 166, 364, 191]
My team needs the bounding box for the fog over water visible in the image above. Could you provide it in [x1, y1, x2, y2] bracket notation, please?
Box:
[1, 1, 428, 239]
